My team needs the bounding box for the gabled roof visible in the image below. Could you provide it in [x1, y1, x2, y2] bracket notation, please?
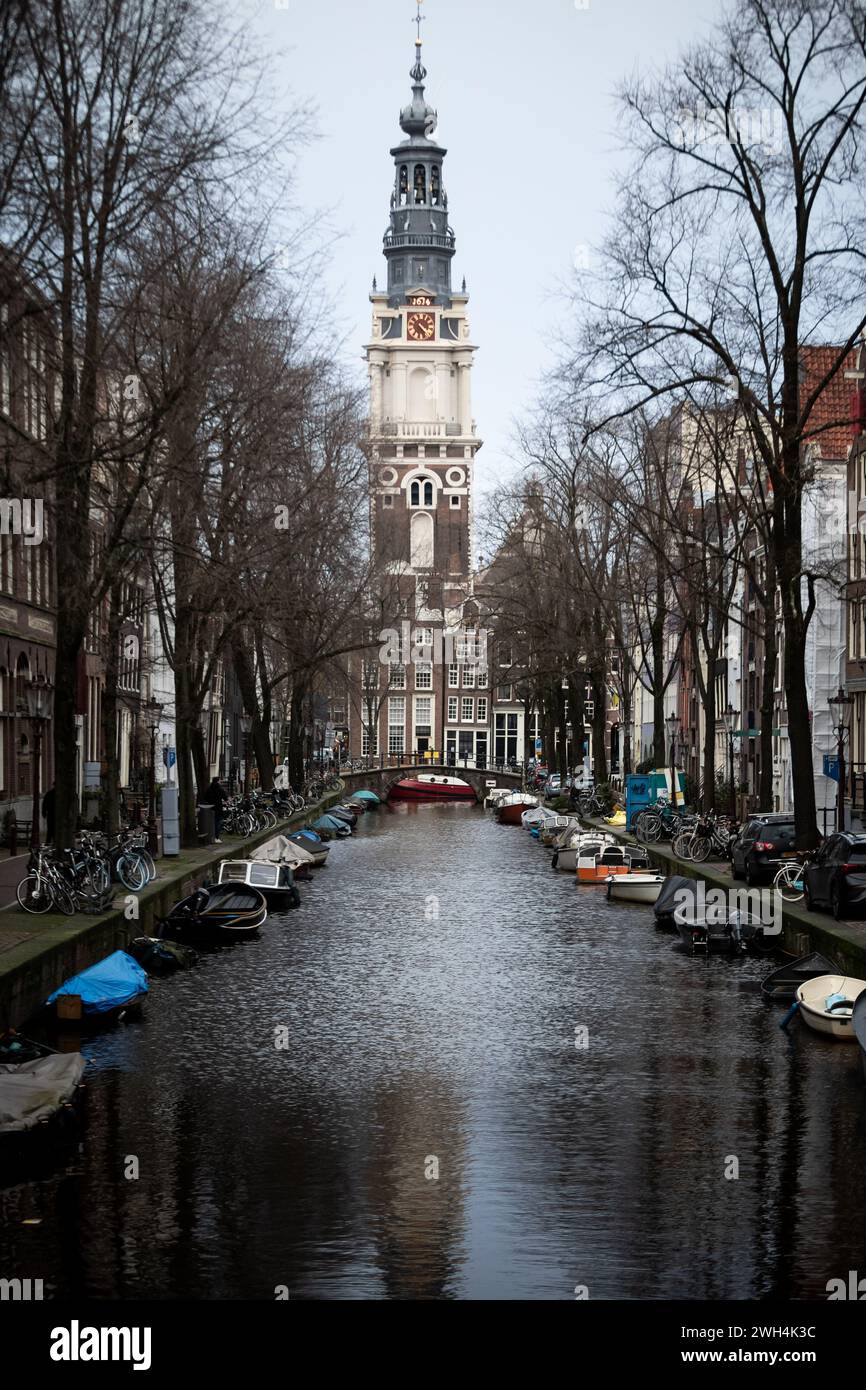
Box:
[799, 344, 857, 460]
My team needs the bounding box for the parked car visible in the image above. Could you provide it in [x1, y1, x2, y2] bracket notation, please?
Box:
[803, 832, 866, 920]
[730, 813, 797, 885]
[543, 773, 562, 798]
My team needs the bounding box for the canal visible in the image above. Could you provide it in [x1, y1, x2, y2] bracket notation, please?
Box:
[2, 799, 866, 1300]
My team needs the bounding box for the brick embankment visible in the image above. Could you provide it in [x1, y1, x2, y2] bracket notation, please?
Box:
[0, 791, 345, 1031]
[579, 814, 866, 977]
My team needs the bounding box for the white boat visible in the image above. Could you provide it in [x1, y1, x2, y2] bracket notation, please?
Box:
[552, 830, 614, 874]
[216, 858, 300, 907]
[606, 873, 666, 904]
[485, 787, 512, 809]
[521, 805, 554, 830]
[540, 814, 580, 846]
[796, 974, 866, 1040]
[255, 831, 329, 868]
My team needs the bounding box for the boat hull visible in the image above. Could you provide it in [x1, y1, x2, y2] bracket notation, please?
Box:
[391, 777, 476, 801]
[796, 975, 866, 1040]
[606, 875, 665, 904]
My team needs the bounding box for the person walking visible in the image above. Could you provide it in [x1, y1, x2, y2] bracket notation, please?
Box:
[206, 776, 228, 843]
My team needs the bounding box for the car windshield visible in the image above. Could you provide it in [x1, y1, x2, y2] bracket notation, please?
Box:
[845, 844, 866, 861]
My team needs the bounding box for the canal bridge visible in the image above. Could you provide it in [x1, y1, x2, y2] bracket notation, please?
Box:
[340, 764, 524, 804]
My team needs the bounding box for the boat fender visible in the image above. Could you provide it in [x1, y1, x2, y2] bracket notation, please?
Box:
[551, 852, 558, 869]
[779, 1000, 799, 1029]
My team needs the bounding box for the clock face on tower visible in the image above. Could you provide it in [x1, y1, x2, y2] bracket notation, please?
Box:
[407, 312, 435, 342]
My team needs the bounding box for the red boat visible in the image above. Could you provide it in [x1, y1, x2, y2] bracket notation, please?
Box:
[495, 794, 540, 825]
[390, 773, 476, 801]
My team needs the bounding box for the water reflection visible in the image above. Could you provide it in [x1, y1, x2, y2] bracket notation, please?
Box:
[1, 800, 866, 1299]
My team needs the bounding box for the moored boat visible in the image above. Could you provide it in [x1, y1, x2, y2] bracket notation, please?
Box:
[44, 950, 148, 1026]
[540, 815, 580, 846]
[391, 773, 476, 801]
[853, 991, 866, 1079]
[606, 873, 666, 904]
[286, 829, 330, 867]
[159, 883, 268, 939]
[552, 829, 614, 873]
[127, 937, 199, 975]
[760, 951, 839, 1002]
[0, 1053, 87, 1138]
[673, 905, 771, 955]
[495, 793, 540, 825]
[795, 975, 866, 1040]
[577, 844, 631, 883]
[216, 858, 300, 908]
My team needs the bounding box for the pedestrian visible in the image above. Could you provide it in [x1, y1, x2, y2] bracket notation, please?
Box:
[42, 784, 56, 844]
[206, 776, 228, 843]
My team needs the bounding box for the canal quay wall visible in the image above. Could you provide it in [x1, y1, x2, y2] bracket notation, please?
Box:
[0, 792, 345, 1032]
[583, 815, 866, 976]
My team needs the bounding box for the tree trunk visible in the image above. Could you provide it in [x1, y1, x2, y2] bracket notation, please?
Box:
[758, 590, 777, 812]
[53, 626, 83, 849]
[591, 670, 609, 784]
[100, 581, 122, 837]
[288, 684, 306, 788]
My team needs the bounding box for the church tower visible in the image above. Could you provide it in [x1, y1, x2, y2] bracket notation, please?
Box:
[366, 13, 481, 613]
[357, 6, 488, 765]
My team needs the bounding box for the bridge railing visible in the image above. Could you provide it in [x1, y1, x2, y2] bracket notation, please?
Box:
[339, 754, 526, 775]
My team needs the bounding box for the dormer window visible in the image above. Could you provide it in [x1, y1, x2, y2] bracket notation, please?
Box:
[414, 165, 427, 204]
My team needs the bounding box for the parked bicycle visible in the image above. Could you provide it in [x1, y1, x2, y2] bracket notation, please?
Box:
[673, 812, 736, 863]
[773, 851, 814, 902]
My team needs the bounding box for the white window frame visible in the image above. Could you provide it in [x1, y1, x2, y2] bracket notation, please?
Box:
[461, 697, 474, 723]
[447, 695, 458, 722]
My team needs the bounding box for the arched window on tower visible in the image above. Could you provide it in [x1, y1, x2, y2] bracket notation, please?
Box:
[399, 165, 408, 206]
[431, 167, 441, 205]
[409, 476, 436, 508]
[414, 165, 427, 204]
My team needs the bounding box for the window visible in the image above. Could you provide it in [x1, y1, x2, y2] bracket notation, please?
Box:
[448, 696, 458, 722]
[450, 495, 460, 508]
[0, 534, 12, 595]
[477, 697, 488, 724]
[390, 664, 406, 690]
[388, 696, 405, 755]
[497, 684, 512, 702]
[448, 663, 459, 688]
[362, 726, 378, 756]
[463, 665, 476, 689]
[363, 662, 379, 692]
[383, 495, 393, 508]
[462, 697, 474, 722]
[477, 668, 488, 689]
[410, 478, 435, 507]
[416, 662, 432, 689]
[413, 164, 427, 204]
[415, 696, 432, 738]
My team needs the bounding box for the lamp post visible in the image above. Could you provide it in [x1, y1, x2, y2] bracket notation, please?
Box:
[26, 672, 52, 849]
[240, 714, 252, 793]
[723, 704, 739, 820]
[667, 712, 680, 811]
[829, 686, 854, 833]
[144, 697, 162, 854]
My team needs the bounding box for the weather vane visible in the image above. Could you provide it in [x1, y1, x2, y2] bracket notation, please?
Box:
[414, 0, 425, 44]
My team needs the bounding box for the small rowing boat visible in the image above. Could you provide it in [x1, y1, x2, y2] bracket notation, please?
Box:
[44, 950, 149, 1026]
[760, 951, 838, 1002]
[606, 873, 666, 904]
[159, 883, 268, 939]
[795, 975, 866, 1040]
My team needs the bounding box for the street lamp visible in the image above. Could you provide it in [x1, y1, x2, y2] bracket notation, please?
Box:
[240, 714, 252, 793]
[26, 672, 53, 848]
[666, 712, 680, 811]
[829, 686, 854, 833]
[144, 697, 163, 851]
[723, 704, 739, 820]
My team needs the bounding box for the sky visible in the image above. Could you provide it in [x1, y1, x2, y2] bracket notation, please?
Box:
[246, 0, 723, 497]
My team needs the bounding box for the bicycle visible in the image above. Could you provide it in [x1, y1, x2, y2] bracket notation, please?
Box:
[773, 853, 812, 903]
[673, 812, 734, 863]
[16, 846, 77, 916]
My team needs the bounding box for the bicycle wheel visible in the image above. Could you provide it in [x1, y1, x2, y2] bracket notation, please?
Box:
[116, 853, 146, 892]
[641, 815, 662, 843]
[139, 848, 156, 882]
[49, 871, 78, 916]
[672, 833, 693, 859]
[774, 863, 805, 902]
[16, 873, 53, 914]
[689, 836, 712, 863]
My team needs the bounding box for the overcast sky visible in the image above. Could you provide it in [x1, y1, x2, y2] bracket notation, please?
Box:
[249, 0, 723, 495]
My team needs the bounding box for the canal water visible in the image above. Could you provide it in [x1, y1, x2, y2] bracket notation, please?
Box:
[2, 800, 866, 1300]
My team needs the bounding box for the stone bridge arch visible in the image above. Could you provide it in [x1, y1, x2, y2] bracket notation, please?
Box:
[340, 765, 523, 805]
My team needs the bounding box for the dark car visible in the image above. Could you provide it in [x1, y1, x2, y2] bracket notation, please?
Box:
[730, 813, 797, 885]
[803, 832, 866, 921]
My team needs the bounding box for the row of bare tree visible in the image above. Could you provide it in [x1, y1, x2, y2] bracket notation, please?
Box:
[484, 0, 864, 848]
[0, 0, 382, 846]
